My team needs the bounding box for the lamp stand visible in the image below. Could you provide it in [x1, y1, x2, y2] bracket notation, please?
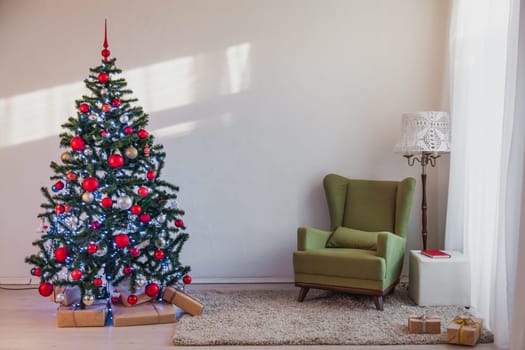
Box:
[403, 152, 440, 251]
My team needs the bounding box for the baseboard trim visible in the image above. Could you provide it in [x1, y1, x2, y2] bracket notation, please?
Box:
[0, 276, 294, 285]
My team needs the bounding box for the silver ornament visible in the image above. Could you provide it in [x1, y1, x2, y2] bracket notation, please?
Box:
[119, 115, 129, 123]
[157, 214, 166, 223]
[136, 277, 146, 287]
[125, 146, 138, 159]
[82, 294, 95, 306]
[55, 293, 65, 303]
[82, 192, 94, 203]
[156, 238, 166, 248]
[117, 196, 132, 210]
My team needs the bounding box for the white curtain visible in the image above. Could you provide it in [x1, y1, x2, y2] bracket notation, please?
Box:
[445, 0, 523, 348]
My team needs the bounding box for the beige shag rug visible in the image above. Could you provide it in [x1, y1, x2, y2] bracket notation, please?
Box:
[173, 284, 494, 346]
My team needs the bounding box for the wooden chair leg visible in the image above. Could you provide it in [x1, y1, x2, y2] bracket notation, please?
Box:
[297, 287, 310, 302]
[373, 295, 384, 311]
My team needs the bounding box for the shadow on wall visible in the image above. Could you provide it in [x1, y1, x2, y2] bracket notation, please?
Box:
[0, 42, 252, 148]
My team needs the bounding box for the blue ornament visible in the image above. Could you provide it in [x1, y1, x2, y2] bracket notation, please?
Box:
[52, 185, 58, 192]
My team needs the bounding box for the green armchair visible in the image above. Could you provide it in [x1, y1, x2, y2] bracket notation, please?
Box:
[293, 174, 416, 310]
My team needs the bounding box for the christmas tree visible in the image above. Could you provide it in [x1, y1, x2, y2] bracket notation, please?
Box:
[25, 23, 191, 309]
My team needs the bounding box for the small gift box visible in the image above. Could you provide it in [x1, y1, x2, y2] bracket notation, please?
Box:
[113, 278, 152, 306]
[112, 302, 176, 327]
[408, 314, 441, 334]
[56, 300, 108, 328]
[50, 286, 81, 306]
[162, 287, 204, 316]
[447, 316, 482, 346]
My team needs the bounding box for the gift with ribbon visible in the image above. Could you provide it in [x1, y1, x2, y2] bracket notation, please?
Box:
[446, 315, 482, 346]
[408, 314, 441, 334]
[50, 285, 81, 306]
[56, 300, 108, 328]
[112, 301, 176, 327]
[162, 287, 204, 316]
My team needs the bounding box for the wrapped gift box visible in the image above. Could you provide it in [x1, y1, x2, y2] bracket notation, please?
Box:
[408, 315, 441, 334]
[112, 278, 152, 306]
[162, 287, 204, 316]
[50, 286, 81, 306]
[447, 316, 482, 346]
[56, 300, 107, 328]
[112, 302, 176, 327]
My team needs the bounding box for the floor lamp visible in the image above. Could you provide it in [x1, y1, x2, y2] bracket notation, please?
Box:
[397, 111, 451, 251]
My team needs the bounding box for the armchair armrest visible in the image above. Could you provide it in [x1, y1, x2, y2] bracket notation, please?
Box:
[297, 226, 331, 251]
[377, 232, 406, 279]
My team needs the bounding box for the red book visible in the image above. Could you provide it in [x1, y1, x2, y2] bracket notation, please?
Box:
[421, 249, 451, 259]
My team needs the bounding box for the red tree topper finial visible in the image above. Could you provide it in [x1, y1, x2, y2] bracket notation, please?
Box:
[101, 19, 110, 61]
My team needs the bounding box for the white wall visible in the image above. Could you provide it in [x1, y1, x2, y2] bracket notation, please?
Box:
[0, 0, 450, 283]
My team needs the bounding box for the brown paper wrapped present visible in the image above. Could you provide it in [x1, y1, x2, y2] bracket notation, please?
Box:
[162, 287, 204, 316]
[447, 316, 482, 346]
[408, 315, 441, 334]
[50, 286, 81, 306]
[112, 302, 176, 327]
[112, 278, 152, 306]
[56, 300, 107, 328]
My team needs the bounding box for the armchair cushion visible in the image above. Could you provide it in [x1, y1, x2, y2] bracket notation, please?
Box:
[325, 226, 380, 250]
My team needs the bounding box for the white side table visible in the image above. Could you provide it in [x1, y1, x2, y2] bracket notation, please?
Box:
[408, 250, 470, 306]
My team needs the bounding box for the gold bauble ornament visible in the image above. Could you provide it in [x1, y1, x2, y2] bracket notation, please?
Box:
[82, 294, 95, 306]
[60, 152, 72, 162]
[82, 192, 94, 203]
[125, 146, 138, 159]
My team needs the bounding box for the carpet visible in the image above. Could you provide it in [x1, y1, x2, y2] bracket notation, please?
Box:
[173, 284, 494, 346]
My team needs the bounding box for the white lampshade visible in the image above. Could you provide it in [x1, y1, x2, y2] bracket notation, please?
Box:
[396, 111, 451, 154]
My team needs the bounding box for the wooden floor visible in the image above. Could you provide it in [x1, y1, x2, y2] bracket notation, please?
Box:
[0, 284, 498, 350]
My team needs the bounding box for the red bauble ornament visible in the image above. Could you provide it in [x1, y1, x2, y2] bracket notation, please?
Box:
[124, 126, 134, 135]
[114, 233, 129, 248]
[31, 267, 42, 277]
[93, 277, 103, 288]
[123, 266, 133, 275]
[87, 243, 98, 254]
[98, 72, 109, 83]
[137, 186, 149, 198]
[175, 219, 184, 228]
[55, 204, 65, 214]
[91, 221, 101, 229]
[101, 197, 113, 208]
[38, 282, 54, 297]
[70, 136, 85, 151]
[79, 103, 90, 113]
[137, 129, 148, 139]
[101, 130, 109, 138]
[146, 170, 156, 180]
[66, 171, 77, 181]
[64, 204, 72, 213]
[145, 283, 160, 298]
[111, 98, 121, 107]
[101, 48, 111, 58]
[70, 269, 82, 280]
[182, 274, 192, 284]
[111, 296, 120, 304]
[129, 247, 140, 257]
[54, 247, 68, 262]
[130, 205, 142, 215]
[82, 177, 99, 192]
[101, 103, 112, 112]
[54, 181, 64, 190]
[127, 295, 138, 305]
[154, 250, 165, 260]
[108, 154, 124, 168]
[140, 213, 151, 224]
